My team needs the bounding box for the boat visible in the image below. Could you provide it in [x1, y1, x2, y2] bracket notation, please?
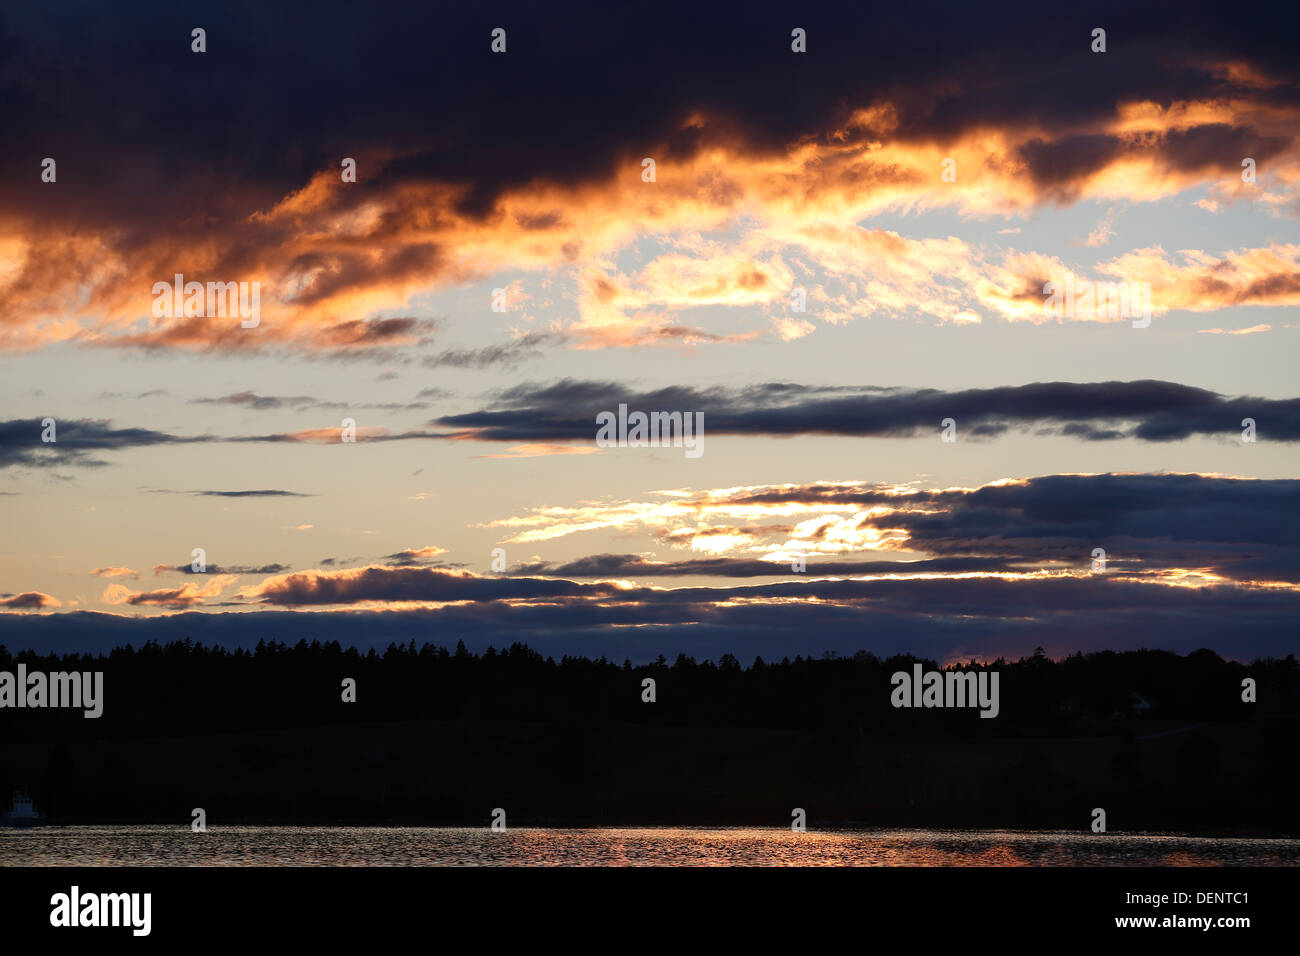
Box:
[1, 789, 47, 827]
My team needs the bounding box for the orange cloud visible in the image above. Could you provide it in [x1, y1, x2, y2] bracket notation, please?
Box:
[475, 443, 600, 459]
[103, 574, 235, 608]
[0, 591, 62, 610]
[3, 72, 1300, 352]
[1197, 324, 1272, 335]
[91, 566, 139, 579]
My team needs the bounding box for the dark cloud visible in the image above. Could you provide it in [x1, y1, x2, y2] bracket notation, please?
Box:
[1, 3, 1297, 355]
[0, 418, 207, 469]
[4, 576, 1297, 663]
[191, 392, 320, 411]
[622, 473, 1300, 583]
[513, 554, 1023, 577]
[188, 391, 437, 413]
[876, 473, 1300, 582]
[248, 566, 620, 606]
[164, 564, 292, 576]
[237, 520, 1299, 629]
[316, 317, 434, 347]
[3, 1, 1296, 231]
[104, 582, 228, 608]
[0, 591, 58, 609]
[380, 547, 455, 567]
[421, 331, 566, 370]
[432, 379, 1300, 443]
[0, 414, 444, 470]
[148, 488, 314, 498]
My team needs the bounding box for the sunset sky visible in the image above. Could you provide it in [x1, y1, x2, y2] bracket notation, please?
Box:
[1, 1, 1298, 661]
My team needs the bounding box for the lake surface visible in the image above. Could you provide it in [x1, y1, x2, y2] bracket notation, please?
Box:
[3, 826, 1299, 866]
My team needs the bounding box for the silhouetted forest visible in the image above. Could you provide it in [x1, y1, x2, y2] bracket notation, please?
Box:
[2, 640, 1297, 831]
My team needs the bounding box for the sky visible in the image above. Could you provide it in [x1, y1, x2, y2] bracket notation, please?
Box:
[1, 0, 1298, 662]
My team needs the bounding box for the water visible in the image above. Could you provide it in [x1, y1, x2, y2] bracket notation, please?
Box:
[3, 826, 1298, 866]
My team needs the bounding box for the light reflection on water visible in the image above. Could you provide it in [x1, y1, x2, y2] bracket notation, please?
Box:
[3, 827, 1299, 866]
